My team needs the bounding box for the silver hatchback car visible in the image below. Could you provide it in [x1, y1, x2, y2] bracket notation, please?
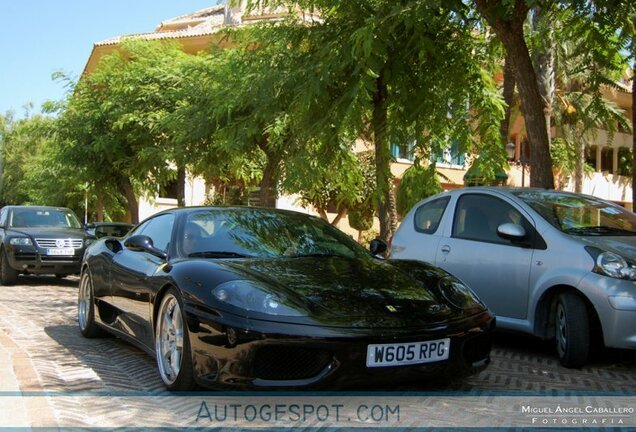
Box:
[391, 187, 636, 367]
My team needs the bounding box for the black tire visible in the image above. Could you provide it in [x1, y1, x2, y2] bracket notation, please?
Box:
[0, 248, 19, 285]
[155, 288, 196, 391]
[77, 270, 105, 338]
[555, 292, 590, 368]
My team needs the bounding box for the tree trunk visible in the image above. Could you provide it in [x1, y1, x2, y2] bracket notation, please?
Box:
[257, 136, 282, 208]
[373, 70, 393, 242]
[476, 0, 555, 189]
[532, 6, 555, 151]
[388, 180, 398, 232]
[631, 28, 636, 209]
[259, 155, 279, 208]
[117, 176, 139, 224]
[330, 207, 348, 227]
[96, 196, 104, 222]
[317, 208, 329, 221]
[176, 164, 186, 207]
[574, 134, 584, 193]
[501, 52, 516, 146]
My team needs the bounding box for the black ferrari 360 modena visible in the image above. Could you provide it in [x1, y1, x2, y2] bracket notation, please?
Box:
[78, 206, 494, 391]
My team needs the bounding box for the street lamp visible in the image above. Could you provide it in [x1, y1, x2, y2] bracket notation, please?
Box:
[505, 142, 516, 160]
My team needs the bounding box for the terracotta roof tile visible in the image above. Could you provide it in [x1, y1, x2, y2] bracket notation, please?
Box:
[95, 6, 226, 47]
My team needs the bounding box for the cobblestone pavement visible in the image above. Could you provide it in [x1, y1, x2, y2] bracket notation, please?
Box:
[1, 276, 635, 428]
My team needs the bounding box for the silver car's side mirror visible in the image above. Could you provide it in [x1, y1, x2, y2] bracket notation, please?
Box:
[497, 223, 527, 241]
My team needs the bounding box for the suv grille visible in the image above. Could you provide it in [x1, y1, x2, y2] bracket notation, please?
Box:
[35, 238, 83, 248]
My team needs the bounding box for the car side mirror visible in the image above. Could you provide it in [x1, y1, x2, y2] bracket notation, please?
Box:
[94, 227, 109, 239]
[124, 235, 167, 259]
[497, 223, 527, 242]
[369, 238, 388, 257]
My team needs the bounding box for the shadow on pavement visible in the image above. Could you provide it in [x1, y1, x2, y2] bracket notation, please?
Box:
[14, 274, 79, 288]
[43, 324, 163, 392]
[493, 330, 636, 369]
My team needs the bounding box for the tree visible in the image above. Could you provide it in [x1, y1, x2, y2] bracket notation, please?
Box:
[474, 0, 633, 190]
[57, 41, 195, 222]
[475, 0, 555, 188]
[396, 163, 442, 217]
[527, 7, 630, 192]
[170, 36, 310, 208]
[0, 112, 55, 206]
[246, 0, 504, 241]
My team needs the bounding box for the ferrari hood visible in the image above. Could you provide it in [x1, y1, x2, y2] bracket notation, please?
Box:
[220, 256, 459, 323]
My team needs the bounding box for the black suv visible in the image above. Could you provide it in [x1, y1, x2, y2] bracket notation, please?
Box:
[0, 206, 88, 284]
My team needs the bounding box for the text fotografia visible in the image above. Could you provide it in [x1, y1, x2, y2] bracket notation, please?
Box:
[522, 405, 634, 426]
[196, 402, 400, 424]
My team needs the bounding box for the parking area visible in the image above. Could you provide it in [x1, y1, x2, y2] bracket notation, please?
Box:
[1, 276, 635, 427]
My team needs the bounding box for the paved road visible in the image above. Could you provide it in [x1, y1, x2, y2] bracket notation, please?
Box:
[1, 276, 635, 428]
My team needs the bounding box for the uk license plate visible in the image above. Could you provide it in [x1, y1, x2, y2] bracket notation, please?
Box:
[366, 338, 450, 367]
[47, 248, 74, 256]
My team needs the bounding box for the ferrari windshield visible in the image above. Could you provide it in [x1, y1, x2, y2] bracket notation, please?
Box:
[181, 209, 370, 259]
[514, 191, 636, 235]
[9, 208, 83, 229]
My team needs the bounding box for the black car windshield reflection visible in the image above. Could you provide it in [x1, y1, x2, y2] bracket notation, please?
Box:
[514, 191, 636, 235]
[181, 209, 370, 260]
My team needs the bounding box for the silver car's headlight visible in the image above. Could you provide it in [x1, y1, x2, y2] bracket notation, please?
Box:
[212, 280, 307, 316]
[9, 237, 32, 246]
[587, 247, 636, 281]
[597, 252, 636, 280]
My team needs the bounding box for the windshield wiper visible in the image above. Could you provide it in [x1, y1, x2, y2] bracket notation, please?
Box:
[288, 252, 348, 258]
[188, 251, 254, 258]
[563, 226, 636, 236]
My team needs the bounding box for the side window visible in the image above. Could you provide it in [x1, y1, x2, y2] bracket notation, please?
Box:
[0, 209, 6, 227]
[138, 214, 175, 252]
[414, 197, 451, 234]
[452, 194, 529, 245]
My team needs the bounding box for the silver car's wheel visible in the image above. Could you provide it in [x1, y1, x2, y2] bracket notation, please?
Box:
[555, 292, 589, 368]
[155, 289, 195, 390]
[77, 270, 104, 338]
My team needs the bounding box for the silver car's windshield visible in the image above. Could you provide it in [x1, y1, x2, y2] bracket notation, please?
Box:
[514, 191, 636, 235]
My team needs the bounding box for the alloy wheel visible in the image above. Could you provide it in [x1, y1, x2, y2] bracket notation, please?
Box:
[78, 273, 91, 331]
[156, 294, 184, 385]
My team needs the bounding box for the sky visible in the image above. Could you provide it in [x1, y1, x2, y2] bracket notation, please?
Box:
[0, 1, 223, 116]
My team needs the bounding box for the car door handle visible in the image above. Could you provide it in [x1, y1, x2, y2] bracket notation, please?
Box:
[440, 245, 451, 254]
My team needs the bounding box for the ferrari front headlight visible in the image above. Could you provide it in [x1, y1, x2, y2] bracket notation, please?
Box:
[437, 276, 482, 310]
[212, 280, 307, 316]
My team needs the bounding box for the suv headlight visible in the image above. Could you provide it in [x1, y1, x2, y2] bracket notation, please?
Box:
[9, 237, 32, 246]
[212, 280, 307, 316]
